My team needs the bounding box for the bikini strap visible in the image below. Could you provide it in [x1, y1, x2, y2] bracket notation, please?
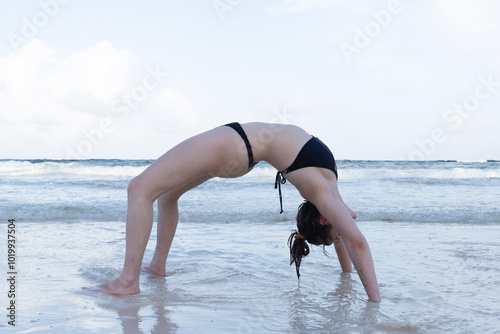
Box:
[275, 171, 287, 214]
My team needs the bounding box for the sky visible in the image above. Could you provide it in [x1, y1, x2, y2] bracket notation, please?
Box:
[1, 0, 499, 160]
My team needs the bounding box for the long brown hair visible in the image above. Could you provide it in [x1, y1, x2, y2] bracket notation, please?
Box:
[288, 201, 331, 278]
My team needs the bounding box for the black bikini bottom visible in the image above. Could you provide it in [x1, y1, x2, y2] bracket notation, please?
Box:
[224, 122, 258, 169]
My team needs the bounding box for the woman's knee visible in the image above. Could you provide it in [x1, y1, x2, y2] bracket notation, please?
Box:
[127, 176, 139, 193]
[347, 206, 357, 220]
[127, 176, 153, 201]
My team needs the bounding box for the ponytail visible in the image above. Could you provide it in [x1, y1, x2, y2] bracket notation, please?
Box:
[287, 201, 332, 279]
[288, 231, 310, 278]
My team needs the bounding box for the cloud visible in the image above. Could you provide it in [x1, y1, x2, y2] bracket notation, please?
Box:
[0, 39, 135, 126]
[67, 41, 136, 104]
[266, 0, 348, 15]
[435, 0, 500, 35]
[0, 39, 57, 124]
[0, 39, 196, 158]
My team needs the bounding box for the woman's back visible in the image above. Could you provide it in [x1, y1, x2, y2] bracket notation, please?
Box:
[239, 122, 313, 171]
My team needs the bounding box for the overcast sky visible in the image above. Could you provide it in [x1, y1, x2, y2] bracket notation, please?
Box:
[1, 0, 499, 160]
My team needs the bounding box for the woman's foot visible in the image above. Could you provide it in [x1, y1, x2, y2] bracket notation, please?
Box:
[82, 277, 140, 295]
[141, 264, 167, 277]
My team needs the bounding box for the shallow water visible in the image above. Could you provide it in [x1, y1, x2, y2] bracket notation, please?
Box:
[1, 159, 499, 333]
[1, 220, 498, 333]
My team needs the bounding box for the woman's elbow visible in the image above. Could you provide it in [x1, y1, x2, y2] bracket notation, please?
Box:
[347, 234, 368, 251]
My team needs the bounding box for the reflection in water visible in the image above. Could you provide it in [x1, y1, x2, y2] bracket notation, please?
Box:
[286, 273, 382, 333]
[84, 274, 178, 333]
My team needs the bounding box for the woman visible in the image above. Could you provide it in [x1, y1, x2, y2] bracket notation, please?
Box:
[84, 122, 380, 302]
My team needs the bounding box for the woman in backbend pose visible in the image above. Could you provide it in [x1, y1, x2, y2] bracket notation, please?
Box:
[84, 122, 380, 302]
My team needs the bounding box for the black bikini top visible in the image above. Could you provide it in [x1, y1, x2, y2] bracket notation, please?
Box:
[274, 136, 338, 214]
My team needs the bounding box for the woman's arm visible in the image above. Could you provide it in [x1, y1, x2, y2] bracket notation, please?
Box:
[334, 237, 352, 272]
[334, 196, 356, 272]
[315, 194, 380, 302]
[283, 168, 380, 301]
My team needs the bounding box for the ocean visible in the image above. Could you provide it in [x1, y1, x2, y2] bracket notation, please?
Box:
[1, 159, 499, 333]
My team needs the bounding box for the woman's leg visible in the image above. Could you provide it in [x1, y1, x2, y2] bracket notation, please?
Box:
[144, 175, 212, 276]
[83, 130, 230, 295]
